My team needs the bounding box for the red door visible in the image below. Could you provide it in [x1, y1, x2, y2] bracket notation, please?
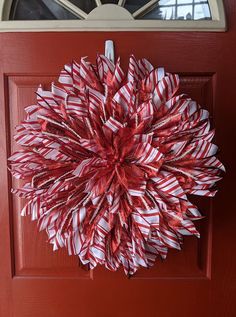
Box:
[1, 2, 236, 316]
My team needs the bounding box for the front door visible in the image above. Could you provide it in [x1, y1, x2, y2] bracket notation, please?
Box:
[0, 1, 236, 316]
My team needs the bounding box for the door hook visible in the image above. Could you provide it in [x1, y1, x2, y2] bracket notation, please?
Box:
[105, 40, 115, 63]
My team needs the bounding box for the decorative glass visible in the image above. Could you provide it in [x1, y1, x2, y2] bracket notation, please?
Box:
[10, 0, 212, 21]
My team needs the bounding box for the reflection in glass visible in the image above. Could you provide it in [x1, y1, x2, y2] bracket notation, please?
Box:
[177, 5, 193, 19]
[69, 0, 96, 14]
[194, 4, 211, 20]
[141, 0, 211, 20]
[10, 0, 78, 20]
[124, 0, 150, 14]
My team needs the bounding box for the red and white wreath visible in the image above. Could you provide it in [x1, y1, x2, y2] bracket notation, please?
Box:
[9, 54, 224, 275]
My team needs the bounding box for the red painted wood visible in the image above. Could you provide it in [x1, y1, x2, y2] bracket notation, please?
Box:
[0, 1, 236, 316]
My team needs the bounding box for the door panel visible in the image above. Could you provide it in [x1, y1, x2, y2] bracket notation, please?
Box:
[1, 1, 236, 316]
[8, 74, 213, 280]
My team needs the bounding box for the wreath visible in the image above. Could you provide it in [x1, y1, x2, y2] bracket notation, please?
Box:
[9, 54, 224, 276]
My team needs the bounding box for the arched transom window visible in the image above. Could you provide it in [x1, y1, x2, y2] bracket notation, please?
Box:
[0, 0, 226, 31]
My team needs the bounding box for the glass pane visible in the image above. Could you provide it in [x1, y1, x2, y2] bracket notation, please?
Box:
[142, 5, 175, 20]
[102, 0, 118, 3]
[177, 0, 192, 4]
[177, 5, 193, 20]
[69, 0, 96, 14]
[159, 0, 175, 4]
[124, 0, 150, 14]
[194, 4, 211, 20]
[10, 0, 78, 20]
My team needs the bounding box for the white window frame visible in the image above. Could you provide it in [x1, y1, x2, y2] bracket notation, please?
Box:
[0, 0, 226, 32]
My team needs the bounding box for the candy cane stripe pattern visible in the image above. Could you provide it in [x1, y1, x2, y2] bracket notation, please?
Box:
[9, 54, 225, 276]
